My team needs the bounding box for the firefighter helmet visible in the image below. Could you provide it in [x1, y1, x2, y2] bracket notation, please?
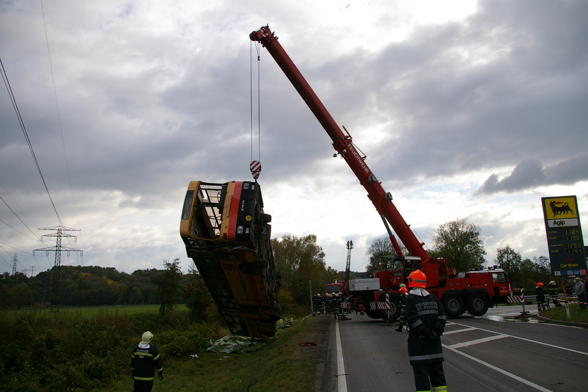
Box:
[408, 270, 427, 288]
[536, 282, 543, 287]
[399, 283, 406, 288]
[141, 331, 153, 344]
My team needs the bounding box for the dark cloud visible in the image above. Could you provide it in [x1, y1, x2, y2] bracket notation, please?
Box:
[1, 0, 587, 275]
[478, 155, 588, 194]
[327, 0, 588, 187]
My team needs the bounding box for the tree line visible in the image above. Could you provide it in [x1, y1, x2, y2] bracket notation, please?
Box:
[1, 218, 558, 312]
[365, 217, 555, 289]
[0, 235, 335, 316]
[0, 265, 167, 308]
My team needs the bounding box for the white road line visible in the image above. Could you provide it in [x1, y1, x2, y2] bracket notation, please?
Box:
[446, 334, 508, 349]
[335, 320, 348, 392]
[443, 327, 477, 335]
[444, 345, 553, 392]
[451, 321, 588, 356]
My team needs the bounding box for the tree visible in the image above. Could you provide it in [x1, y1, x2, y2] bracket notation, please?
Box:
[184, 264, 218, 323]
[495, 246, 522, 287]
[0, 283, 33, 308]
[516, 256, 552, 289]
[431, 218, 486, 271]
[155, 258, 183, 315]
[271, 234, 326, 308]
[323, 266, 339, 285]
[365, 236, 406, 276]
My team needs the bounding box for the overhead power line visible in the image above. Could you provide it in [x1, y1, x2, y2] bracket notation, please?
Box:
[0, 58, 64, 226]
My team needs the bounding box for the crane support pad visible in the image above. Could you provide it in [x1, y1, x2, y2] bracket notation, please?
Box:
[180, 181, 281, 338]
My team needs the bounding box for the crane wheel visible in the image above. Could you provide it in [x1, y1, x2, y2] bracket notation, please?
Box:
[466, 294, 489, 316]
[443, 295, 465, 318]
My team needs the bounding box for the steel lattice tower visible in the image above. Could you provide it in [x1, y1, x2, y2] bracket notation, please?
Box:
[34, 225, 83, 309]
[12, 254, 17, 275]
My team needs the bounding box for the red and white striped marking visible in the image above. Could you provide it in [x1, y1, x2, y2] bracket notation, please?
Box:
[370, 302, 389, 310]
[507, 288, 526, 303]
[250, 160, 261, 179]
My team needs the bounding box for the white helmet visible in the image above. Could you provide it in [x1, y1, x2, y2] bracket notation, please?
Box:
[141, 331, 153, 344]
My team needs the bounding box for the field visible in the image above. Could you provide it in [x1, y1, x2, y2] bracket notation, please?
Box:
[0, 304, 187, 318]
[0, 305, 328, 392]
[95, 315, 329, 392]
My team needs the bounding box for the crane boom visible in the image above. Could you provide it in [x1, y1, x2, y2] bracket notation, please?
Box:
[250, 26, 430, 264]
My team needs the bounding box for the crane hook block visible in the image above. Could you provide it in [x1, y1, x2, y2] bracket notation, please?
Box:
[250, 160, 261, 180]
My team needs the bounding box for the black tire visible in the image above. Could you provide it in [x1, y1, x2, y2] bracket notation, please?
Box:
[365, 309, 381, 319]
[466, 294, 489, 316]
[387, 298, 401, 321]
[443, 295, 465, 318]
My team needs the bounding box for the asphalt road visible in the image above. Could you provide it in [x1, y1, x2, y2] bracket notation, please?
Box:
[320, 305, 588, 391]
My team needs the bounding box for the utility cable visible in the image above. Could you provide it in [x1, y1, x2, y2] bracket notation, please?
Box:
[0, 58, 64, 227]
[0, 193, 43, 241]
[40, 0, 79, 233]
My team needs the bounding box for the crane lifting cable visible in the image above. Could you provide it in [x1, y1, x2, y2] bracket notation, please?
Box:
[178, 40, 282, 339]
[250, 41, 262, 181]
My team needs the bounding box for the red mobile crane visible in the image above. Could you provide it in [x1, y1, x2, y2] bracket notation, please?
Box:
[250, 26, 512, 320]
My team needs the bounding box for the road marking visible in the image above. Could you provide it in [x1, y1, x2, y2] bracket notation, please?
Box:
[446, 334, 508, 349]
[443, 327, 477, 335]
[451, 321, 588, 356]
[444, 345, 553, 392]
[335, 320, 348, 392]
[441, 321, 588, 392]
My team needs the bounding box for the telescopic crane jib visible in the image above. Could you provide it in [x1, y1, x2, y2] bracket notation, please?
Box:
[250, 26, 512, 320]
[249, 26, 429, 264]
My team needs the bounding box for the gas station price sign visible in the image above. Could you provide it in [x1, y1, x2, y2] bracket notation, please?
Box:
[541, 195, 586, 277]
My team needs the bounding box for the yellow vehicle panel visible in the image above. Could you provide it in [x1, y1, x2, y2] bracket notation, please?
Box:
[180, 181, 280, 338]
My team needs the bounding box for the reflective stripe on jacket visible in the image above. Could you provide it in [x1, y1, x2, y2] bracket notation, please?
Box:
[405, 292, 446, 365]
[131, 344, 163, 381]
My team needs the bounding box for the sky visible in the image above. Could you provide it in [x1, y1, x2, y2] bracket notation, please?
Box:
[1, 0, 587, 277]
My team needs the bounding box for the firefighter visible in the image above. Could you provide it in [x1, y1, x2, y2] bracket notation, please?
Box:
[547, 281, 561, 307]
[405, 270, 447, 392]
[131, 331, 163, 392]
[535, 282, 546, 311]
[396, 284, 408, 332]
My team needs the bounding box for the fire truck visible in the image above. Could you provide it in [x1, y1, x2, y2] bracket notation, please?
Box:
[250, 26, 512, 320]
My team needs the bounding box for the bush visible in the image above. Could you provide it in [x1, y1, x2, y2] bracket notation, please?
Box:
[156, 322, 225, 358]
[0, 308, 226, 391]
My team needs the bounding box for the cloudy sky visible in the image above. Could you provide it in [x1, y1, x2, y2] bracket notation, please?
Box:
[1, 0, 587, 277]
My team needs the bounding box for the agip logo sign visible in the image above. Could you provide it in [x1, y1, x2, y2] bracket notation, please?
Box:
[541, 195, 586, 277]
[543, 196, 579, 227]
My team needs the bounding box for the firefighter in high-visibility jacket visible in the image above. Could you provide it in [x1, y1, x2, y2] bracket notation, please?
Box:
[131, 331, 163, 392]
[405, 270, 447, 392]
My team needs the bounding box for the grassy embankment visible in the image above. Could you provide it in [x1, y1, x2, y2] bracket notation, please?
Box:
[0, 305, 326, 392]
[98, 315, 325, 392]
[537, 301, 588, 324]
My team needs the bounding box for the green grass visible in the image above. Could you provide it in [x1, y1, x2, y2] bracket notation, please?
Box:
[538, 302, 588, 324]
[96, 316, 324, 392]
[0, 304, 189, 319]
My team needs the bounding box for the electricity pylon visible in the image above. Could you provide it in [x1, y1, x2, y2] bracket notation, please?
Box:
[33, 225, 83, 309]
